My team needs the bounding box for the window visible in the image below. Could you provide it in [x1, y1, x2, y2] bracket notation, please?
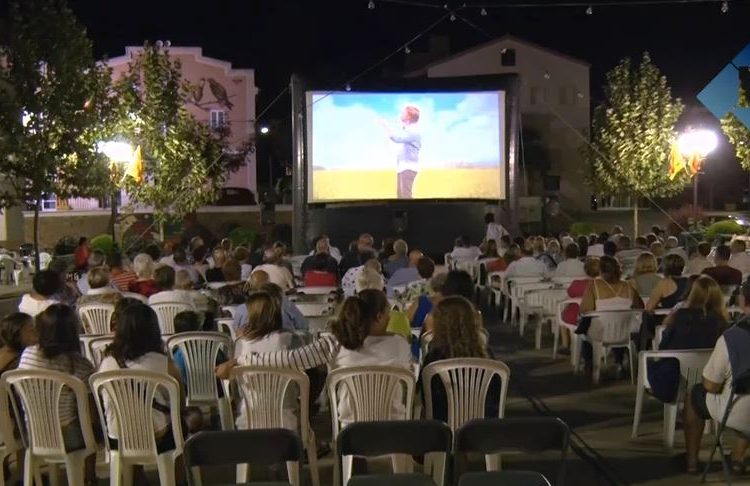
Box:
[209, 110, 226, 129]
[558, 86, 579, 106]
[529, 86, 546, 105]
[500, 48, 516, 66]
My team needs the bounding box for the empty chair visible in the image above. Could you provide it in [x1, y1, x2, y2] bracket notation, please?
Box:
[455, 418, 569, 484]
[150, 302, 194, 334]
[166, 332, 233, 430]
[231, 366, 320, 486]
[458, 471, 552, 486]
[0, 382, 23, 486]
[337, 420, 452, 486]
[185, 428, 304, 486]
[1, 369, 98, 486]
[90, 369, 184, 486]
[78, 303, 115, 335]
[422, 358, 510, 432]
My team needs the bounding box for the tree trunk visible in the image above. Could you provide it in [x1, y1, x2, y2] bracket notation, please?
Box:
[33, 197, 41, 272]
[633, 197, 639, 238]
[109, 192, 117, 243]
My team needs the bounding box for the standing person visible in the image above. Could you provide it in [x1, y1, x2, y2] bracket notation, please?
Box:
[380, 105, 421, 199]
[0, 312, 36, 374]
[703, 245, 743, 287]
[73, 237, 91, 272]
[107, 253, 137, 293]
[18, 270, 61, 317]
[484, 213, 509, 245]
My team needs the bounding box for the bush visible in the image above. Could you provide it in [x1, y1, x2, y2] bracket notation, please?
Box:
[570, 222, 595, 236]
[228, 227, 256, 249]
[704, 220, 745, 243]
[90, 234, 116, 258]
[53, 236, 77, 256]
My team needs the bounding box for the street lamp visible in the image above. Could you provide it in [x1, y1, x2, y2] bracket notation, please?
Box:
[677, 129, 718, 211]
[97, 140, 134, 241]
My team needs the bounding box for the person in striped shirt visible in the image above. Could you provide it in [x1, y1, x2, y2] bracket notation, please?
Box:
[18, 304, 97, 485]
[107, 252, 137, 293]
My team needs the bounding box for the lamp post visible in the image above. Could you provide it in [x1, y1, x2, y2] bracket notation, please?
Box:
[678, 129, 718, 214]
[97, 140, 134, 242]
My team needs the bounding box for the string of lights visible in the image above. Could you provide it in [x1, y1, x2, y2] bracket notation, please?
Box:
[373, 0, 737, 13]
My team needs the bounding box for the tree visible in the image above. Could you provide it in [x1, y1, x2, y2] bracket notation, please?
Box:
[586, 52, 686, 235]
[0, 0, 112, 267]
[721, 113, 750, 169]
[109, 43, 246, 231]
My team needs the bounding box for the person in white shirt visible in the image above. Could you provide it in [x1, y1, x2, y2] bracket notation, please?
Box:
[233, 246, 254, 281]
[252, 249, 295, 291]
[450, 236, 482, 261]
[665, 236, 689, 264]
[307, 235, 342, 263]
[484, 213, 509, 245]
[148, 265, 195, 307]
[18, 269, 60, 317]
[684, 242, 713, 275]
[342, 258, 382, 297]
[729, 239, 750, 275]
[615, 236, 645, 260]
[505, 247, 547, 278]
[554, 243, 586, 278]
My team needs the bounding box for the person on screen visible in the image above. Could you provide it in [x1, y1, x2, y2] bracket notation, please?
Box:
[379, 105, 421, 199]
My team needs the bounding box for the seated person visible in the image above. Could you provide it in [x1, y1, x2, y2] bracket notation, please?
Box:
[729, 239, 750, 275]
[684, 242, 712, 276]
[234, 274, 308, 332]
[213, 260, 247, 306]
[403, 256, 436, 301]
[704, 244, 744, 287]
[301, 238, 338, 276]
[148, 265, 194, 307]
[450, 236, 482, 261]
[127, 253, 160, 297]
[554, 243, 585, 278]
[302, 253, 338, 288]
[386, 249, 425, 296]
[559, 258, 600, 353]
[647, 254, 690, 311]
[108, 252, 137, 292]
[383, 239, 409, 278]
[252, 248, 295, 291]
[629, 252, 662, 299]
[171, 247, 201, 285]
[78, 266, 122, 307]
[18, 269, 61, 317]
[234, 246, 254, 282]
[205, 248, 227, 283]
[0, 312, 36, 374]
[504, 246, 546, 278]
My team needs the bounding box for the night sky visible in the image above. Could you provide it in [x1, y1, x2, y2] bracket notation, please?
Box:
[64, 0, 750, 202]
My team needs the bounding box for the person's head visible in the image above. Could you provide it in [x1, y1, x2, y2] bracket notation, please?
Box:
[500, 235, 512, 248]
[416, 256, 436, 279]
[363, 258, 382, 274]
[106, 303, 164, 363]
[634, 252, 658, 276]
[662, 254, 685, 278]
[314, 236, 331, 255]
[430, 272, 448, 295]
[87, 266, 111, 290]
[190, 236, 204, 252]
[697, 241, 712, 258]
[35, 304, 81, 360]
[617, 235, 632, 251]
[78, 237, 88, 247]
[213, 248, 228, 267]
[357, 233, 374, 250]
[106, 252, 124, 270]
[442, 270, 475, 300]
[222, 260, 242, 282]
[612, 225, 624, 235]
[174, 310, 200, 334]
[665, 236, 679, 250]
[174, 270, 193, 290]
[564, 243, 579, 260]
[192, 245, 208, 264]
[259, 282, 284, 306]
[0, 312, 35, 353]
[173, 247, 188, 265]
[686, 275, 729, 322]
[547, 239, 561, 256]
[407, 249, 423, 267]
[577, 235, 589, 253]
[133, 253, 154, 279]
[380, 238, 395, 258]
[584, 257, 601, 278]
[731, 239, 747, 254]
[154, 265, 176, 291]
[532, 237, 546, 255]
[603, 241, 617, 257]
[241, 292, 282, 340]
[634, 236, 648, 249]
[520, 245, 533, 257]
[715, 244, 731, 264]
[649, 241, 665, 257]
[221, 237, 233, 252]
[233, 246, 250, 264]
[310, 253, 333, 273]
[32, 269, 61, 298]
[87, 250, 105, 269]
[400, 105, 420, 125]
[331, 289, 389, 350]
[598, 255, 622, 283]
[392, 239, 408, 257]
[356, 267, 385, 293]
[646, 233, 658, 246]
[597, 233, 609, 244]
[246, 269, 270, 291]
[110, 298, 143, 333]
[272, 241, 287, 258]
[431, 296, 486, 359]
[505, 244, 521, 261]
[144, 243, 161, 262]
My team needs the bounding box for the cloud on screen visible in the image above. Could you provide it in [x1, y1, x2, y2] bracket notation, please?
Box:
[310, 91, 503, 170]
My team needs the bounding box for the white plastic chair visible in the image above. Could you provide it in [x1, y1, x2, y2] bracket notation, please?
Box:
[506, 277, 548, 328]
[581, 310, 641, 385]
[120, 292, 148, 304]
[90, 369, 184, 486]
[86, 335, 115, 367]
[0, 382, 23, 486]
[166, 332, 233, 430]
[295, 302, 335, 335]
[553, 298, 581, 362]
[326, 366, 416, 486]
[220, 305, 237, 320]
[2, 369, 98, 486]
[78, 303, 115, 335]
[420, 330, 488, 363]
[216, 317, 237, 340]
[632, 349, 713, 448]
[231, 366, 320, 486]
[294, 286, 337, 302]
[150, 302, 194, 334]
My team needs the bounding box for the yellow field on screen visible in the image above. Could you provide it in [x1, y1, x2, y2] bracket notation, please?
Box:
[312, 168, 503, 201]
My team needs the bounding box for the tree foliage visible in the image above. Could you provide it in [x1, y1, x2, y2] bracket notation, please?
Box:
[586, 52, 687, 197]
[721, 113, 750, 170]
[110, 44, 245, 223]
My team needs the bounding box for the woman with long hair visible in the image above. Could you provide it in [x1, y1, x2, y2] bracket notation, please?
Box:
[629, 252, 662, 299]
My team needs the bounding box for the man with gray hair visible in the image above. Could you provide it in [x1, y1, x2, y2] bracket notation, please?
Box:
[384, 239, 409, 278]
[665, 235, 689, 264]
[77, 250, 106, 295]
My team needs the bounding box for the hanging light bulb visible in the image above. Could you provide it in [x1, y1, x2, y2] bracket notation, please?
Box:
[480, 7, 487, 16]
[449, 11, 456, 21]
[585, 5, 593, 15]
[721, 0, 729, 13]
[544, 71, 551, 80]
[404, 44, 411, 54]
[345, 83, 352, 92]
[368, 0, 375, 10]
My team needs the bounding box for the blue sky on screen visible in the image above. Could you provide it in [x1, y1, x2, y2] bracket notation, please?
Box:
[310, 91, 503, 170]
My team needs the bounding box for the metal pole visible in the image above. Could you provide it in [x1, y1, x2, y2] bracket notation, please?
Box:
[693, 174, 699, 214]
[290, 74, 308, 254]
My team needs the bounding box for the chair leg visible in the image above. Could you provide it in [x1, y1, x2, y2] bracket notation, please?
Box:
[122, 463, 133, 486]
[592, 344, 602, 385]
[286, 461, 300, 486]
[218, 397, 233, 431]
[571, 335, 581, 372]
[64, 455, 85, 486]
[663, 403, 678, 448]
[305, 433, 320, 486]
[236, 464, 250, 483]
[340, 454, 353, 486]
[48, 463, 59, 486]
[534, 318, 543, 350]
[552, 323, 559, 359]
[632, 382, 644, 438]
[628, 343, 635, 385]
[485, 453, 502, 471]
[22, 451, 34, 486]
[155, 453, 177, 486]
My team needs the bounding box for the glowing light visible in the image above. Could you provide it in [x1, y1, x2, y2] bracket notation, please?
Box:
[480, 7, 487, 15]
[721, 0, 729, 13]
[678, 129, 719, 158]
[259, 126, 270, 135]
[404, 44, 411, 54]
[368, 0, 375, 9]
[737, 219, 747, 226]
[450, 12, 456, 21]
[585, 5, 593, 15]
[97, 141, 134, 163]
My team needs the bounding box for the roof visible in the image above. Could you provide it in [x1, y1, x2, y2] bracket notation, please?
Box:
[106, 46, 253, 78]
[408, 34, 590, 77]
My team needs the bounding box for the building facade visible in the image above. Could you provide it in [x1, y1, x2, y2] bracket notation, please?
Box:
[408, 35, 591, 215]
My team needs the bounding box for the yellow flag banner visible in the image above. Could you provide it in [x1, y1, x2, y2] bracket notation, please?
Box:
[667, 141, 685, 180]
[126, 145, 144, 183]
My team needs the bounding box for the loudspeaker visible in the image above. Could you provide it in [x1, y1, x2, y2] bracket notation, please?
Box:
[393, 210, 408, 234]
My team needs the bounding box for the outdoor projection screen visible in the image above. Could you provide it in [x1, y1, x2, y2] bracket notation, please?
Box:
[305, 90, 506, 203]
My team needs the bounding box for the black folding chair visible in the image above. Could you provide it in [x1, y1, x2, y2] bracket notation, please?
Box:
[458, 471, 551, 486]
[336, 420, 452, 486]
[184, 428, 304, 486]
[455, 417, 569, 485]
[701, 368, 750, 485]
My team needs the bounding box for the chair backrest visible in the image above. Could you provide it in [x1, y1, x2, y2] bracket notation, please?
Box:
[327, 366, 416, 438]
[453, 260, 479, 281]
[185, 429, 303, 486]
[121, 291, 148, 303]
[78, 303, 115, 335]
[231, 366, 311, 441]
[456, 418, 569, 484]
[166, 332, 232, 405]
[458, 471, 551, 486]
[422, 358, 511, 432]
[583, 310, 641, 345]
[0, 380, 22, 457]
[86, 335, 115, 367]
[337, 419, 451, 458]
[216, 317, 237, 340]
[150, 302, 194, 334]
[89, 369, 184, 460]
[1, 369, 96, 459]
[638, 349, 713, 392]
[294, 302, 334, 317]
[421, 331, 488, 362]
